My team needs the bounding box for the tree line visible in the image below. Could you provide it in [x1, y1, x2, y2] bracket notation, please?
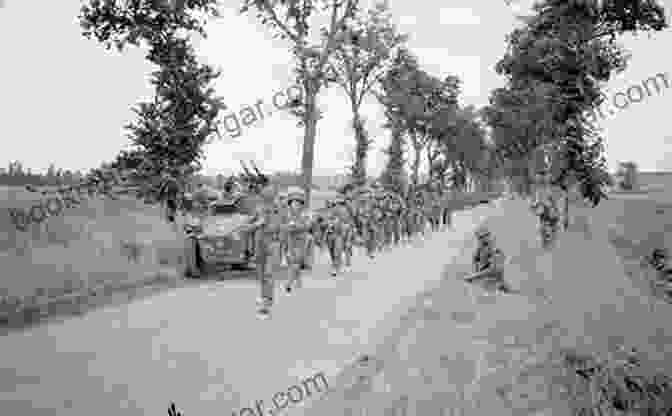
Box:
[74, 0, 665, 214]
[0, 161, 85, 187]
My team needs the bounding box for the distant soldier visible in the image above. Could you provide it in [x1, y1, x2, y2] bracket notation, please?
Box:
[158, 170, 181, 224]
[410, 192, 427, 240]
[342, 194, 357, 266]
[388, 192, 405, 246]
[429, 188, 442, 232]
[442, 190, 455, 229]
[646, 248, 670, 273]
[534, 195, 560, 248]
[284, 189, 316, 293]
[372, 193, 386, 251]
[358, 193, 378, 259]
[192, 184, 209, 215]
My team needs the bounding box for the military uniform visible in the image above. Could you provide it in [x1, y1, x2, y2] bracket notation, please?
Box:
[342, 197, 357, 265]
[284, 191, 316, 292]
[535, 196, 560, 248]
[471, 227, 508, 291]
[378, 195, 393, 249]
[251, 201, 284, 317]
[359, 197, 378, 258]
[158, 174, 180, 223]
[372, 198, 386, 251]
[442, 191, 454, 229]
[387, 194, 405, 246]
[409, 195, 426, 239]
[323, 197, 354, 275]
[274, 195, 290, 267]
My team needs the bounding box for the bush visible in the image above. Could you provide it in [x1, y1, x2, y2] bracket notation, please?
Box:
[560, 347, 672, 415]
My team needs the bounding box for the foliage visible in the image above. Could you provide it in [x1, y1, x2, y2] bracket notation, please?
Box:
[561, 347, 672, 415]
[430, 105, 491, 191]
[79, 0, 225, 195]
[377, 47, 462, 186]
[0, 161, 84, 187]
[484, 0, 667, 204]
[326, 0, 407, 183]
[240, 0, 359, 207]
[379, 126, 407, 195]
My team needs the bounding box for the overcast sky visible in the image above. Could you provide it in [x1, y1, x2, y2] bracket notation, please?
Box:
[1, 0, 671, 177]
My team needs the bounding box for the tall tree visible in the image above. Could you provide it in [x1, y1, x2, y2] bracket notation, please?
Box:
[489, 0, 666, 207]
[79, 0, 225, 195]
[379, 122, 407, 195]
[241, 0, 359, 207]
[378, 48, 461, 187]
[326, 0, 406, 184]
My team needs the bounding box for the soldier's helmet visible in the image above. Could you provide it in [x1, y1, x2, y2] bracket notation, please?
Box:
[652, 248, 668, 260]
[286, 186, 306, 205]
[474, 226, 492, 240]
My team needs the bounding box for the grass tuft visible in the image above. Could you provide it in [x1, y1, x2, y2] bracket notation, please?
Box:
[560, 346, 672, 415]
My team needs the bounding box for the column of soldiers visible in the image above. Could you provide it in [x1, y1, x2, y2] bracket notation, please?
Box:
[309, 180, 456, 275]
[178, 167, 465, 318]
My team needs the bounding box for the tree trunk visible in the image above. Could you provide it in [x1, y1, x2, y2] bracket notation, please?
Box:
[564, 190, 570, 230]
[301, 82, 318, 209]
[351, 112, 368, 184]
[411, 134, 421, 187]
[426, 145, 438, 183]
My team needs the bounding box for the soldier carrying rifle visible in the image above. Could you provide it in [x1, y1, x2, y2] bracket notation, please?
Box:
[283, 188, 317, 293]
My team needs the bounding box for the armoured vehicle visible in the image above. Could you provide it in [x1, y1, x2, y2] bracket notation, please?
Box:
[183, 195, 258, 276]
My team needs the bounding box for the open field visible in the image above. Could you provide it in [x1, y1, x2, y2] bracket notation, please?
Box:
[0, 187, 338, 312]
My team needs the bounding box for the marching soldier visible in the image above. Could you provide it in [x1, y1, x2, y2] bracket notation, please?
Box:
[272, 193, 290, 267]
[322, 195, 354, 276]
[341, 194, 357, 267]
[410, 191, 426, 240]
[372, 192, 386, 252]
[388, 192, 405, 246]
[284, 189, 316, 293]
[359, 192, 378, 259]
[379, 194, 393, 250]
[248, 192, 284, 319]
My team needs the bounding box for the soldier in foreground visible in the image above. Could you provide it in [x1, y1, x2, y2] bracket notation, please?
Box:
[323, 195, 354, 276]
[466, 226, 511, 293]
[284, 189, 316, 293]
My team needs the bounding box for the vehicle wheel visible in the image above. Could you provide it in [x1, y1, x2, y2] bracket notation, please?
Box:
[184, 237, 202, 278]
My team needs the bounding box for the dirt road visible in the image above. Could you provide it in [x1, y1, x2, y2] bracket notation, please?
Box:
[0, 205, 497, 416]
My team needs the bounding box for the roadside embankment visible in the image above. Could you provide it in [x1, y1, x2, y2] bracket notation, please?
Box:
[292, 197, 672, 416]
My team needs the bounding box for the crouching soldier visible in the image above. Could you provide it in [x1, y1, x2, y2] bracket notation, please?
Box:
[465, 226, 511, 293]
[284, 190, 316, 293]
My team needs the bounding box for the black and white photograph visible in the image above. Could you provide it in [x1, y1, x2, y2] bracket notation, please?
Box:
[1, 0, 672, 415]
